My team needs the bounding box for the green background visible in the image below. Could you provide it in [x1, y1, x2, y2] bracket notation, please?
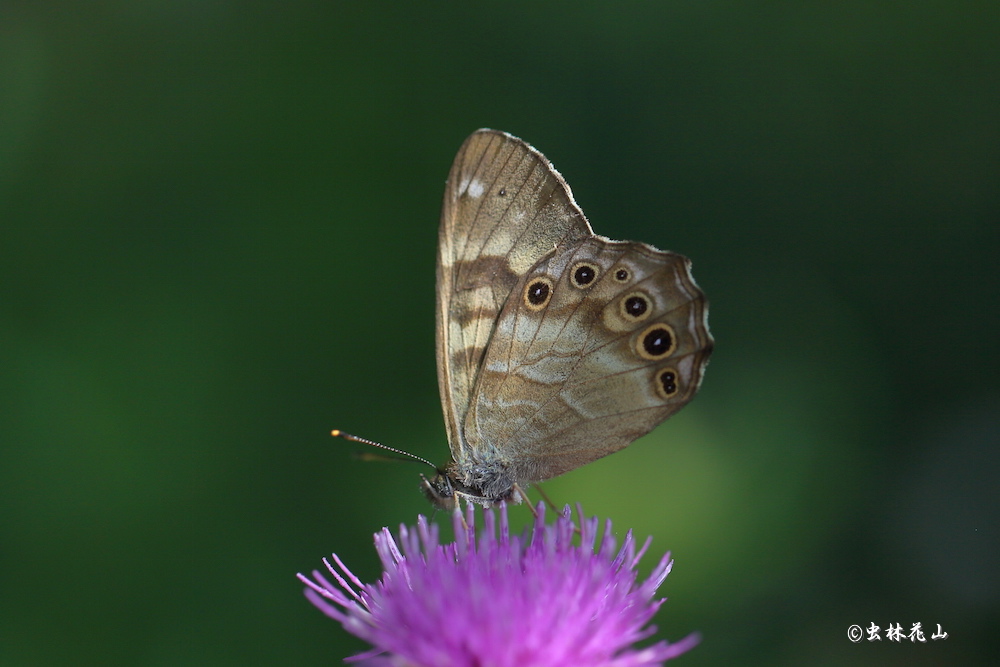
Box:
[2, 3, 996, 665]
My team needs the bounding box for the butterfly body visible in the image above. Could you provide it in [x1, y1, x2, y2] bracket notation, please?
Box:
[426, 130, 713, 509]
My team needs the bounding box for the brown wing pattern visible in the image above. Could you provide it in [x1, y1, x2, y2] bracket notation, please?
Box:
[465, 236, 713, 484]
[436, 130, 593, 460]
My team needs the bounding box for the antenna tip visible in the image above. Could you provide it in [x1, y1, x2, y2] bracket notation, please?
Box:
[331, 429, 341, 437]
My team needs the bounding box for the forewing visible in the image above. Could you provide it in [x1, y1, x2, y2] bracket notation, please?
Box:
[436, 129, 593, 460]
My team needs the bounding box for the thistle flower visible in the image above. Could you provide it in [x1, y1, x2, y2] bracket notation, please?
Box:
[298, 504, 698, 666]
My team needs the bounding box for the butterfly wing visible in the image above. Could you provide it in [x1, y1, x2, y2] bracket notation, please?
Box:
[437, 129, 593, 462]
[464, 235, 713, 485]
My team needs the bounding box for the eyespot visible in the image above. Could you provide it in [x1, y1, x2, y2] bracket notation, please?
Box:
[655, 367, 680, 399]
[637, 323, 677, 360]
[613, 267, 630, 283]
[524, 277, 554, 311]
[570, 262, 599, 288]
[619, 291, 652, 322]
[498, 187, 507, 196]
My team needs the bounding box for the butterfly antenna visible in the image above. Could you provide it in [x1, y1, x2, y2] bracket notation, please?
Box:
[331, 429, 438, 471]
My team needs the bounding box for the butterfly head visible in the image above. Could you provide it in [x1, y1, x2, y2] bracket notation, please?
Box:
[421, 462, 519, 510]
[420, 470, 458, 511]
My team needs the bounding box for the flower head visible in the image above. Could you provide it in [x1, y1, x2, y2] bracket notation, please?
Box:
[298, 504, 698, 666]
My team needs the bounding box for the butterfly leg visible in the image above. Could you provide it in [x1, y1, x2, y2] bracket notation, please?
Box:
[512, 483, 541, 518]
[532, 483, 562, 513]
[530, 483, 581, 535]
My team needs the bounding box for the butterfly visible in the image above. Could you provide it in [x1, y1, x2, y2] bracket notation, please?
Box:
[386, 129, 718, 509]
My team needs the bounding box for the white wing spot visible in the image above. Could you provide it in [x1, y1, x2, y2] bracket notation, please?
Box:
[467, 178, 485, 198]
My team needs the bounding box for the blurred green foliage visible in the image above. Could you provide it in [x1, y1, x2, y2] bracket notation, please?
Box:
[1, 2, 997, 665]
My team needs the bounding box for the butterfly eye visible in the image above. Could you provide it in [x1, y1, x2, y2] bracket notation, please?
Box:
[619, 291, 652, 322]
[524, 277, 554, 311]
[613, 267, 630, 283]
[570, 262, 599, 288]
[637, 323, 677, 360]
[655, 367, 680, 399]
